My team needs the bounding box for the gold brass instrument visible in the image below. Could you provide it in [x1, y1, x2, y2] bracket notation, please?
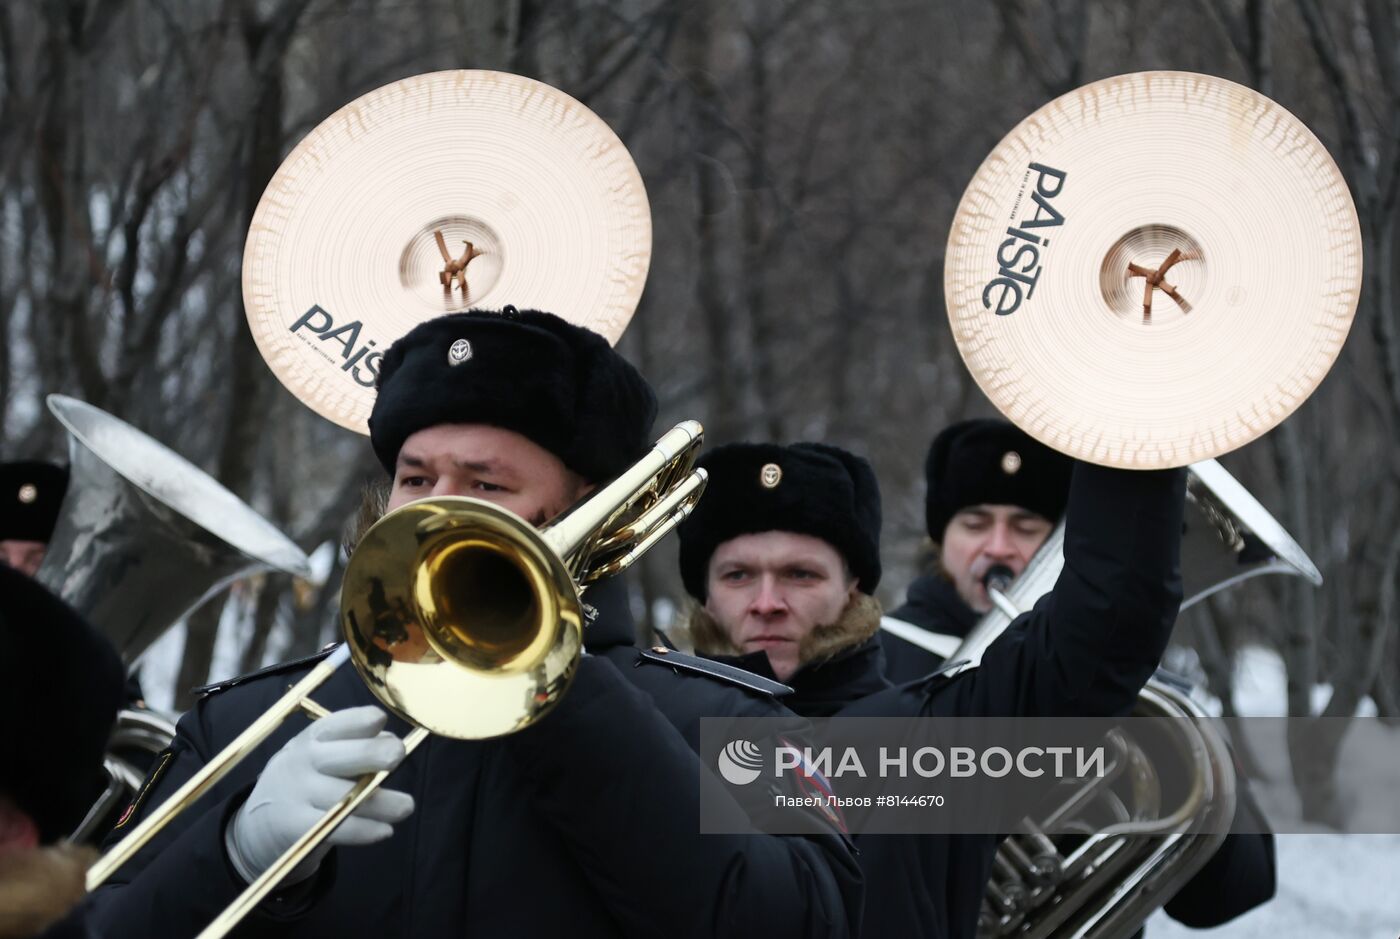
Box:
[83, 66, 677, 937]
[938, 70, 1360, 936]
[86, 421, 708, 939]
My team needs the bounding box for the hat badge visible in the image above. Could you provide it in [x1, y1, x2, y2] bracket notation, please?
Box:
[760, 463, 782, 489]
[17, 483, 37, 504]
[448, 338, 473, 365]
[1000, 451, 1022, 475]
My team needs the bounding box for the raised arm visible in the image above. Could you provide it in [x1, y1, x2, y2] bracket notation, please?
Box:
[957, 462, 1188, 718]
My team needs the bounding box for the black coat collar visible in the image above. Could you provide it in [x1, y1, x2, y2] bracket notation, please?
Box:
[706, 636, 892, 717]
[581, 576, 637, 651]
[887, 573, 978, 638]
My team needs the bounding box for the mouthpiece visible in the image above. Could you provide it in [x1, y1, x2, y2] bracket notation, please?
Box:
[983, 565, 1015, 594]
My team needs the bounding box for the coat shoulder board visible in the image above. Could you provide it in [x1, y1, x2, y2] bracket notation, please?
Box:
[636, 647, 793, 697]
[192, 643, 340, 697]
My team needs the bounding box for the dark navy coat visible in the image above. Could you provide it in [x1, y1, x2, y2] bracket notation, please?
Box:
[713, 463, 1206, 937]
[868, 464, 1272, 935]
[89, 577, 861, 938]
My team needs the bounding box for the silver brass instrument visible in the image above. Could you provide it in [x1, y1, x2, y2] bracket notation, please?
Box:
[951, 457, 1322, 669]
[949, 461, 1317, 938]
[35, 394, 313, 844]
[86, 421, 709, 939]
[36, 394, 313, 664]
[981, 682, 1236, 938]
[70, 709, 180, 845]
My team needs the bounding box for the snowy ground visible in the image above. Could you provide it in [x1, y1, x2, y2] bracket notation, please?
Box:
[1146, 647, 1400, 937]
[1145, 834, 1400, 938]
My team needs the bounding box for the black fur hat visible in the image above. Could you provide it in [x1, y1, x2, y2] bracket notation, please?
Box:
[678, 442, 882, 601]
[0, 566, 123, 842]
[924, 419, 1072, 540]
[0, 461, 68, 543]
[368, 308, 657, 483]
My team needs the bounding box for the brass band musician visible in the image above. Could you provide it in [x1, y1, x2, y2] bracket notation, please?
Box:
[89, 308, 863, 938]
[676, 439, 1186, 937]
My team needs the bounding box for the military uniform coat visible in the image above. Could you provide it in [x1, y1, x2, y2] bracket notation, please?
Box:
[89, 577, 861, 939]
[881, 574, 978, 684]
[708, 464, 1195, 938]
[800, 464, 1269, 937]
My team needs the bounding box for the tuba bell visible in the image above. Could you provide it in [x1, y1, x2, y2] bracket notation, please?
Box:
[34, 394, 313, 844]
[36, 394, 313, 664]
[949, 457, 1322, 669]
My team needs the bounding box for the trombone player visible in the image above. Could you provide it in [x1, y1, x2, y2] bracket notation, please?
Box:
[89, 308, 862, 938]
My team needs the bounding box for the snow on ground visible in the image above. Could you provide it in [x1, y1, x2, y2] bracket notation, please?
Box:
[1146, 834, 1400, 938]
[1148, 645, 1399, 937]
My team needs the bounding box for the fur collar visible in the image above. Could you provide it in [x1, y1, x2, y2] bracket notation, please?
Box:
[0, 844, 95, 938]
[682, 592, 884, 669]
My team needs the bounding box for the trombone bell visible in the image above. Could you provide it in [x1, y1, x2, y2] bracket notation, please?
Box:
[342, 497, 585, 740]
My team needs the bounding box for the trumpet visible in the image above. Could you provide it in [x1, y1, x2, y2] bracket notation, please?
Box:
[86, 421, 708, 939]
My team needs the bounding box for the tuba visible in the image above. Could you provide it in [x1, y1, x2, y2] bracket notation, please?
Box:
[958, 462, 1319, 937]
[979, 681, 1238, 938]
[936, 71, 1361, 939]
[36, 394, 312, 664]
[881, 458, 1319, 937]
[35, 394, 313, 843]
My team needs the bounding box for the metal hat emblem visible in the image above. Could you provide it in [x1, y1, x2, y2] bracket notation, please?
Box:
[1001, 451, 1022, 475]
[760, 463, 782, 489]
[448, 338, 473, 365]
[17, 483, 37, 504]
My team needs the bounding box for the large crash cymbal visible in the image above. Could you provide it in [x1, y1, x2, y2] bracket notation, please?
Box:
[945, 71, 1361, 468]
[244, 70, 651, 433]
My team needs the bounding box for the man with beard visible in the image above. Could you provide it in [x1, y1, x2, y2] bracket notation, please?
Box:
[881, 418, 1276, 932]
[677, 439, 1188, 937]
[0, 565, 126, 938]
[90, 308, 860, 938]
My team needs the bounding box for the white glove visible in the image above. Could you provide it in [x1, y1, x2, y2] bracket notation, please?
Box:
[224, 706, 415, 886]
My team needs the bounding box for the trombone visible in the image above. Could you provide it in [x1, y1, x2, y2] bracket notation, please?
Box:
[86, 421, 709, 939]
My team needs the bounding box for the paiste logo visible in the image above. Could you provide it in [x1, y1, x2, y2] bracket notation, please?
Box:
[981, 162, 1068, 316]
[288, 305, 385, 388]
[717, 740, 764, 785]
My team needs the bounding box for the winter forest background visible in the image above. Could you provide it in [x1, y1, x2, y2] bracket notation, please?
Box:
[2, 1, 1398, 933]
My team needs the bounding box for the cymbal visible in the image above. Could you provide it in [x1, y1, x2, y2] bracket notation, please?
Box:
[944, 71, 1361, 468]
[244, 70, 652, 434]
